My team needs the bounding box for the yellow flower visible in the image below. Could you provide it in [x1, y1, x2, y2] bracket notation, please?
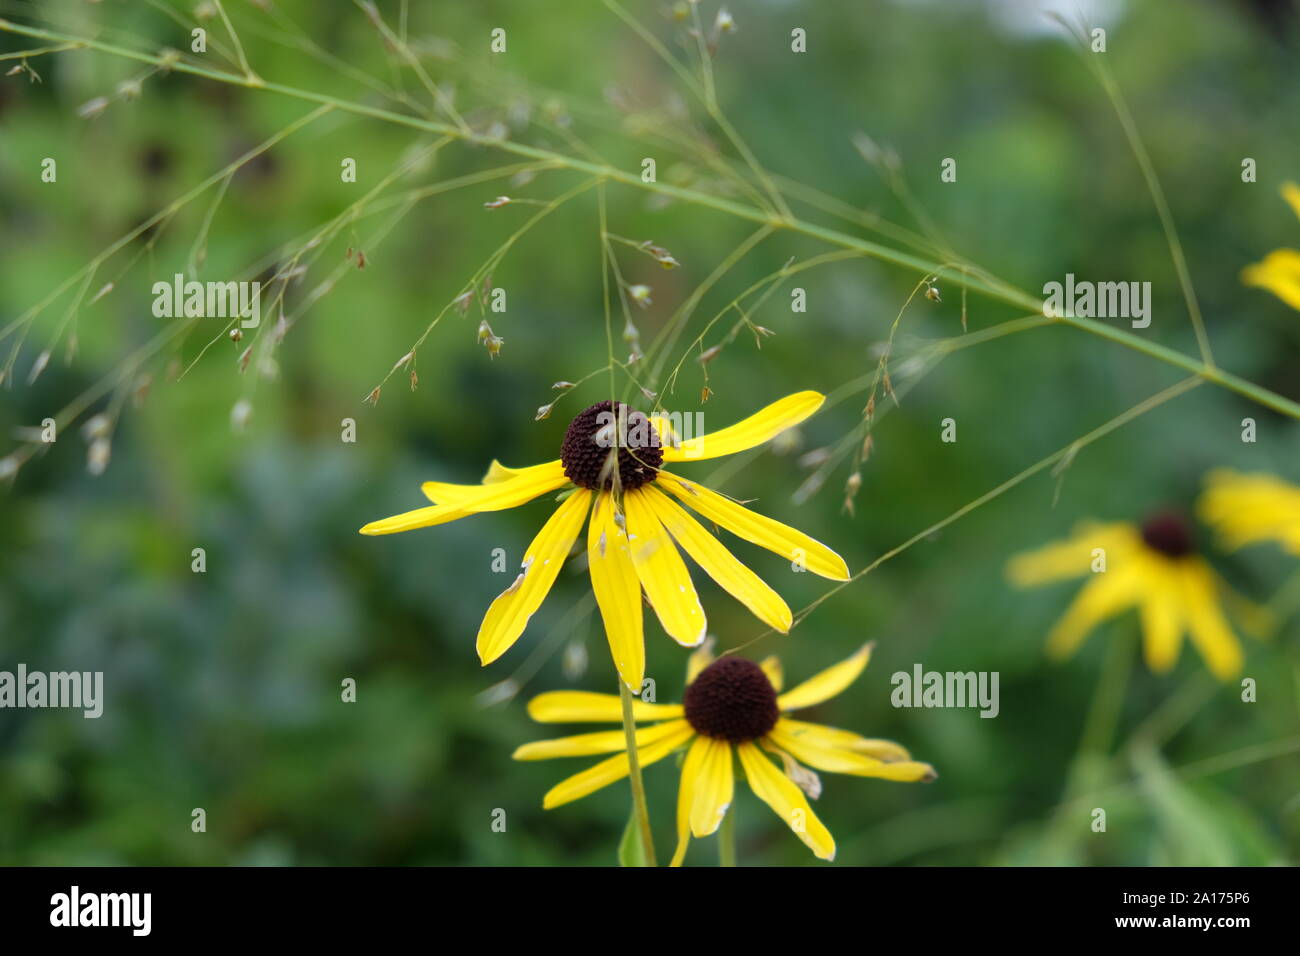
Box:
[1241, 181, 1300, 311]
[1007, 512, 1245, 679]
[359, 392, 850, 689]
[514, 642, 936, 864]
[1199, 469, 1300, 556]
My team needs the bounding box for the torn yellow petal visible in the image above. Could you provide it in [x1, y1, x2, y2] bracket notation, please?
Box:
[527, 690, 683, 724]
[1242, 248, 1300, 312]
[686, 638, 716, 685]
[476, 489, 591, 666]
[768, 721, 936, 782]
[1179, 560, 1244, 680]
[542, 719, 693, 809]
[737, 741, 835, 861]
[624, 489, 707, 647]
[778, 642, 873, 712]
[361, 461, 567, 535]
[514, 720, 678, 761]
[657, 470, 850, 580]
[1006, 522, 1139, 587]
[588, 491, 646, 690]
[421, 459, 561, 504]
[662, 391, 825, 462]
[643, 485, 793, 633]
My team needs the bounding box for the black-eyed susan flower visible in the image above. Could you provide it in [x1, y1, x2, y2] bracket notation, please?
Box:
[359, 392, 850, 690]
[1241, 181, 1300, 311]
[1199, 469, 1300, 556]
[1007, 512, 1247, 679]
[514, 642, 936, 865]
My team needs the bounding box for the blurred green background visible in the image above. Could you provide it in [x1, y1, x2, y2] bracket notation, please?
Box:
[1, 0, 1298, 866]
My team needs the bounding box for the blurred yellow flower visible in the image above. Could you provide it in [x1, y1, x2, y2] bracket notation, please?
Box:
[359, 392, 849, 690]
[1007, 513, 1246, 680]
[515, 642, 935, 864]
[1241, 181, 1300, 311]
[1199, 469, 1300, 555]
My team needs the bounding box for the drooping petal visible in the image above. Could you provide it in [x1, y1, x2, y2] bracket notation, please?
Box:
[360, 461, 568, 535]
[1242, 248, 1300, 312]
[777, 642, 873, 712]
[760, 655, 784, 691]
[623, 489, 707, 647]
[643, 485, 792, 632]
[422, 460, 562, 504]
[768, 721, 936, 782]
[542, 720, 694, 809]
[776, 718, 912, 762]
[588, 491, 646, 690]
[514, 721, 677, 761]
[1006, 522, 1140, 587]
[656, 470, 850, 580]
[689, 738, 735, 838]
[527, 690, 682, 723]
[1179, 560, 1244, 680]
[670, 734, 711, 867]
[1137, 562, 1184, 673]
[1044, 562, 1145, 660]
[476, 489, 592, 666]
[736, 741, 835, 861]
[661, 391, 825, 462]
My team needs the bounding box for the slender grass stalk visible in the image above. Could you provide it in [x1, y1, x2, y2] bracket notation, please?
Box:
[5, 18, 1299, 421]
[618, 680, 657, 866]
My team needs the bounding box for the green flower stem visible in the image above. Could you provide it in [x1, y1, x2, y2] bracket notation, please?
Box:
[5, 17, 1300, 423]
[718, 807, 737, 867]
[618, 679, 657, 867]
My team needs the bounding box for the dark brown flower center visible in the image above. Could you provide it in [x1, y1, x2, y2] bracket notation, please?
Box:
[1141, 510, 1195, 558]
[683, 657, 780, 742]
[560, 401, 663, 491]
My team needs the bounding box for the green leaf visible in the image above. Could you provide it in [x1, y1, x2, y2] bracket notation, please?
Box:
[618, 808, 648, 867]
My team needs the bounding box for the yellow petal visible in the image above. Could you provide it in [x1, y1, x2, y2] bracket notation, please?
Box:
[737, 741, 835, 861]
[777, 718, 912, 762]
[476, 489, 591, 666]
[656, 470, 850, 580]
[527, 690, 683, 723]
[624, 489, 707, 647]
[1282, 181, 1300, 221]
[1178, 560, 1244, 680]
[778, 642, 873, 712]
[643, 485, 793, 632]
[670, 734, 711, 867]
[1242, 248, 1300, 312]
[689, 738, 735, 837]
[542, 720, 694, 808]
[421, 460, 562, 504]
[686, 638, 716, 685]
[1044, 562, 1145, 660]
[760, 655, 784, 691]
[1198, 469, 1300, 555]
[514, 721, 677, 761]
[588, 491, 646, 690]
[768, 721, 935, 782]
[360, 461, 567, 535]
[662, 391, 825, 462]
[1138, 562, 1184, 673]
[1006, 522, 1140, 587]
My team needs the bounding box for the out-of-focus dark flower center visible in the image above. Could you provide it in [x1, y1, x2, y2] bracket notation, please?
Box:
[1141, 511, 1195, 558]
[560, 401, 662, 491]
[684, 657, 780, 742]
